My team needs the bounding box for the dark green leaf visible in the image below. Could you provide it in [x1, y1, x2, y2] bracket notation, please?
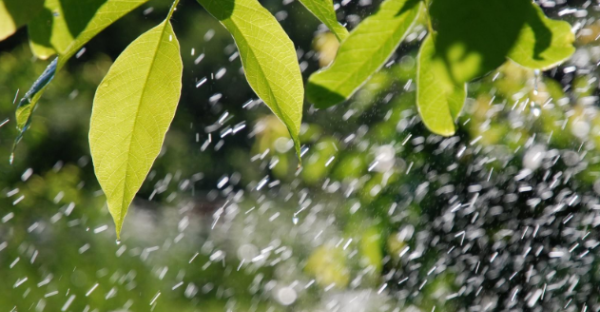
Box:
[0, 0, 44, 41]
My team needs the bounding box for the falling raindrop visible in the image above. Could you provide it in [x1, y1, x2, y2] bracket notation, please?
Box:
[530, 102, 541, 117]
[533, 69, 540, 96]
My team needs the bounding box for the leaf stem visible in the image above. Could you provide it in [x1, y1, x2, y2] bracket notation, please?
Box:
[423, 0, 434, 35]
[167, 0, 181, 20]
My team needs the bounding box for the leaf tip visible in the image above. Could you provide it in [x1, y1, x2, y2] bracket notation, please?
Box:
[112, 214, 124, 241]
[428, 126, 456, 137]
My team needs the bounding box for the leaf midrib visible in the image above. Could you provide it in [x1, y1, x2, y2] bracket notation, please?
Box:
[117, 20, 170, 223]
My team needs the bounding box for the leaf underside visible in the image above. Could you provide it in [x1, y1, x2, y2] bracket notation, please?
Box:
[89, 19, 183, 238]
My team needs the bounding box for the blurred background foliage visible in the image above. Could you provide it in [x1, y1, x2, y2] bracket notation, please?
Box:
[1, 0, 600, 311]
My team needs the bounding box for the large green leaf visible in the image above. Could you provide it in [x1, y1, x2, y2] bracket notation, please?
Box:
[89, 5, 183, 238]
[15, 0, 148, 147]
[416, 35, 465, 136]
[508, 4, 575, 69]
[306, 0, 421, 109]
[298, 0, 348, 42]
[198, 0, 304, 158]
[429, 0, 574, 84]
[0, 0, 44, 41]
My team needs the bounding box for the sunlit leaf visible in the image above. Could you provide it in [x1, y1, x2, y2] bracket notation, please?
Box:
[15, 0, 148, 147]
[416, 35, 465, 136]
[89, 6, 183, 238]
[430, 0, 574, 83]
[198, 0, 304, 159]
[0, 0, 44, 41]
[508, 4, 575, 70]
[306, 0, 421, 109]
[298, 0, 348, 42]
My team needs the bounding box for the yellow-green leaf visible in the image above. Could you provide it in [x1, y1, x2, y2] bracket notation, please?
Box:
[416, 35, 465, 136]
[89, 13, 183, 238]
[507, 4, 575, 70]
[298, 0, 348, 42]
[306, 0, 421, 109]
[15, 0, 148, 147]
[198, 0, 304, 159]
[0, 0, 44, 41]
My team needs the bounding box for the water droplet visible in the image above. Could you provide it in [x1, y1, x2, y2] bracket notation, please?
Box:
[9, 153, 14, 165]
[531, 102, 541, 117]
[292, 217, 298, 224]
[533, 69, 540, 96]
[116, 240, 121, 245]
[276, 287, 297, 305]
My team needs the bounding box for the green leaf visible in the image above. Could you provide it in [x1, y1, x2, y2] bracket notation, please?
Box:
[306, 0, 421, 109]
[0, 0, 44, 41]
[89, 6, 183, 238]
[198, 0, 304, 159]
[297, 0, 348, 42]
[507, 4, 575, 70]
[15, 0, 148, 147]
[416, 35, 465, 136]
[429, 0, 574, 83]
[28, 0, 148, 60]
